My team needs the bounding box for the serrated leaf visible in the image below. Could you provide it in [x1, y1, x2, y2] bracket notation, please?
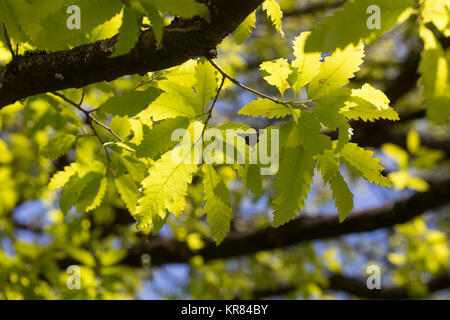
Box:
[308, 43, 365, 100]
[77, 174, 108, 212]
[318, 152, 354, 222]
[263, 0, 284, 36]
[141, 1, 164, 43]
[305, 0, 413, 52]
[115, 174, 139, 213]
[202, 164, 233, 245]
[239, 98, 293, 120]
[195, 59, 218, 113]
[285, 111, 332, 155]
[100, 87, 162, 117]
[342, 104, 400, 122]
[234, 163, 263, 197]
[112, 6, 140, 57]
[48, 163, 78, 190]
[75, 136, 107, 176]
[330, 173, 353, 222]
[340, 143, 392, 188]
[136, 117, 190, 159]
[419, 26, 450, 124]
[135, 148, 198, 233]
[40, 134, 76, 159]
[260, 58, 292, 96]
[340, 84, 399, 122]
[291, 32, 321, 93]
[272, 146, 315, 227]
[145, 88, 197, 121]
[245, 164, 263, 197]
[24, 0, 123, 50]
[234, 11, 256, 44]
[60, 172, 96, 213]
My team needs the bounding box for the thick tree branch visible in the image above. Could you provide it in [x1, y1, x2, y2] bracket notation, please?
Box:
[0, 0, 265, 108]
[116, 179, 450, 268]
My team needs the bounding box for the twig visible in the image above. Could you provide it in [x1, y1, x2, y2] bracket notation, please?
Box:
[207, 58, 291, 107]
[51, 90, 125, 161]
[52, 91, 123, 142]
[2, 23, 16, 58]
[202, 76, 225, 137]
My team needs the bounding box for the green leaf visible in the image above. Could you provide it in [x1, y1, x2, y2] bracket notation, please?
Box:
[77, 174, 108, 212]
[239, 98, 293, 120]
[202, 164, 233, 245]
[141, 1, 164, 43]
[135, 148, 198, 233]
[305, 0, 413, 52]
[145, 84, 197, 121]
[308, 43, 365, 99]
[317, 151, 354, 222]
[195, 59, 218, 113]
[234, 11, 256, 44]
[67, 247, 96, 267]
[100, 87, 162, 117]
[340, 143, 392, 188]
[340, 84, 399, 122]
[262, 0, 284, 36]
[291, 32, 322, 93]
[245, 164, 263, 197]
[48, 163, 78, 190]
[418, 26, 450, 124]
[260, 58, 292, 97]
[285, 111, 332, 155]
[421, 0, 450, 35]
[114, 174, 139, 212]
[272, 146, 315, 227]
[40, 134, 76, 159]
[234, 163, 263, 197]
[60, 172, 96, 213]
[330, 173, 353, 222]
[342, 104, 400, 122]
[382, 143, 409, 170]
[136, 117, 191, 159]
[112, 6, 141, 57]
[28, 0, 123, 50]
[75, 137, 107, 176]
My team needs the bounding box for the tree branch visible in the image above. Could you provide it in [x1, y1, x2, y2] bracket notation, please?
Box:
[115, 179, 450, 268]
[246, 273, 450, 299]
[0, 0, 265, 108]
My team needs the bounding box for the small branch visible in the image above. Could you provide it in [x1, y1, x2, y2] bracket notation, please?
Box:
[202, 75, 225, 137]
[51, 91, 125, 161]
[51, 91, 124, 142]
[207, 58, 291, 107]
[2, 23, 15, 58]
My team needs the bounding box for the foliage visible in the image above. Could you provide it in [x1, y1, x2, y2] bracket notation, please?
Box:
[0, 0, 449, 300]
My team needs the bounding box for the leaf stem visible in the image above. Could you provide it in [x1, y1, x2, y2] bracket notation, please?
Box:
[51, 90, 126, 161]
[207, 58, 292, 108]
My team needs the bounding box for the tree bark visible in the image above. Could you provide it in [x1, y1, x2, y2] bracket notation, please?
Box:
[0, 0, 264, 108]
